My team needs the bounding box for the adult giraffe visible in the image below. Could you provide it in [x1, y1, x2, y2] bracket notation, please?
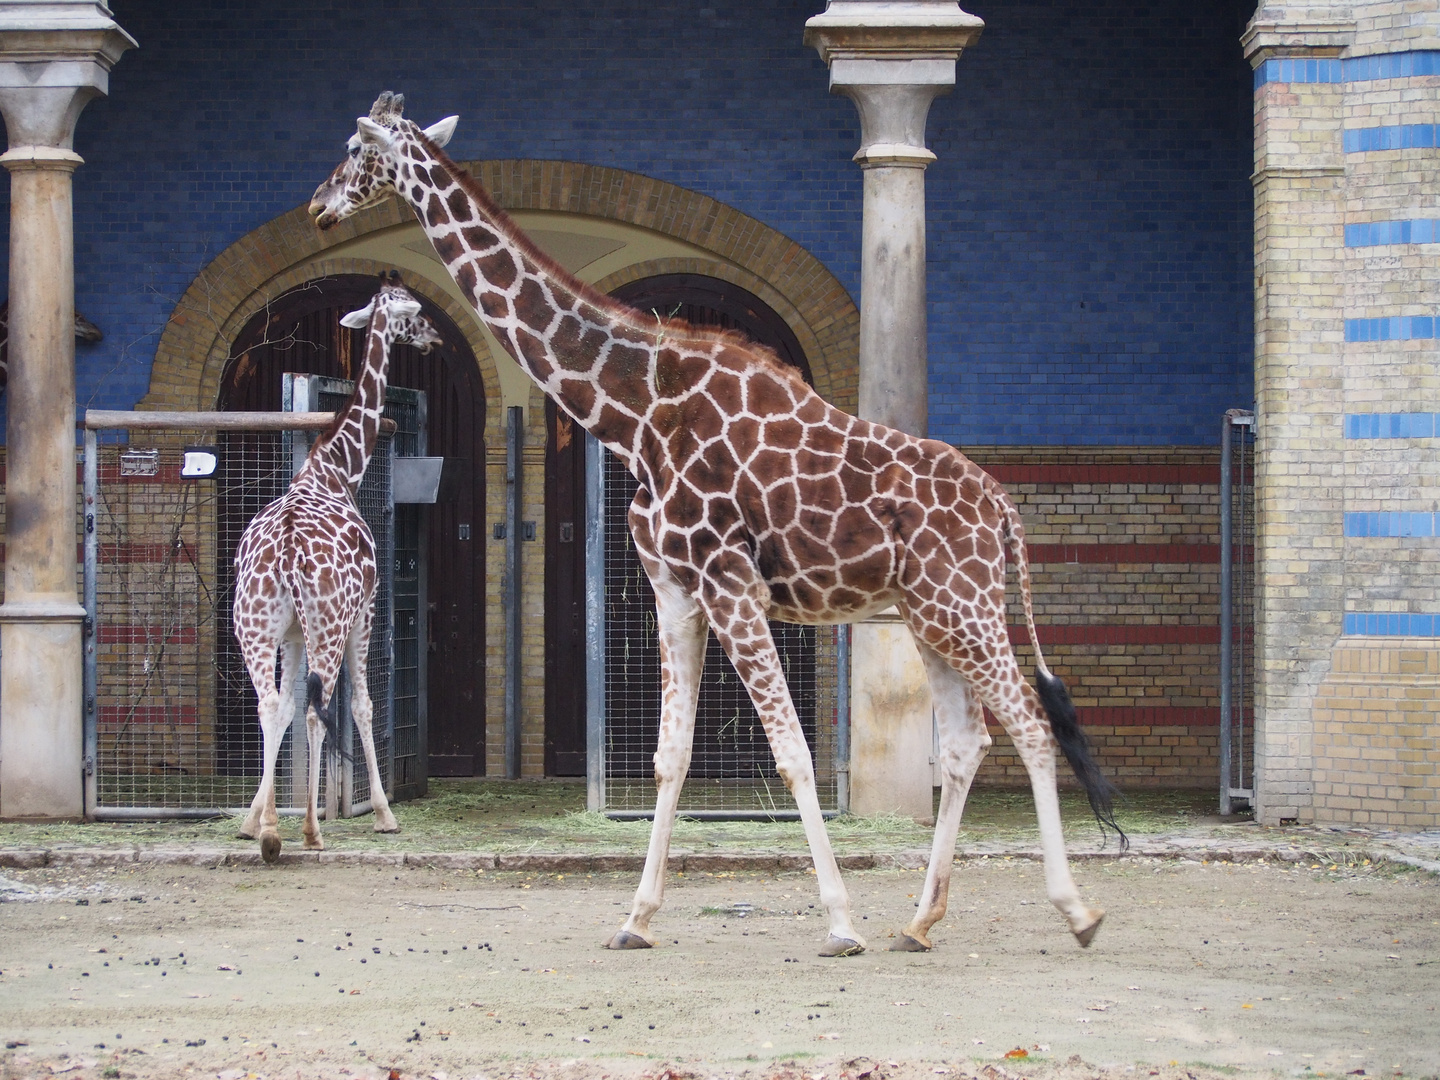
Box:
[233, 271, 440, 862]
[311, 93, 1124, 953]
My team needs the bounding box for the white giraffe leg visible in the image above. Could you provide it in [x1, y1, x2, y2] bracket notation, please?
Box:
[701, 572, 863, 957]
[302, 691, 328, 851]
[975, 652, 1103, 945]
[346, 614, 398, 832]
[239, 626, 300, 864]
[893, 641, 991, 951]
[608, 567, 707, 949]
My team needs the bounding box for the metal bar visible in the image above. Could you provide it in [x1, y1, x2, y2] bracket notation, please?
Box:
[835, 624, 851, 813]
[91, 807, 310, 821]
[83, 409, 395, 433]
[584, 433, 606, 812]
[503, 406, 523, 780]
[605, 810, 839, 822]
[82, 430, 99, 820]
[1219, 411, 1234, 816]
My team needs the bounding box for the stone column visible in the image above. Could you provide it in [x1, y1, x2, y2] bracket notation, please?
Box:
[0, 2, 133, 819]
[806, 1, 982, 822]
[1241, 3, 1353, 826]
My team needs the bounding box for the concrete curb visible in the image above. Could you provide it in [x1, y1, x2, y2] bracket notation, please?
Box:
[3, 841, 1435, 874]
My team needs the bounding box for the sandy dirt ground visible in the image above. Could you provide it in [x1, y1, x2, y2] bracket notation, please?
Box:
[1, 856, 1437, 1080]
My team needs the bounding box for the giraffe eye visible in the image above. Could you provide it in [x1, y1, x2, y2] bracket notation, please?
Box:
[348, 146, 360, 159]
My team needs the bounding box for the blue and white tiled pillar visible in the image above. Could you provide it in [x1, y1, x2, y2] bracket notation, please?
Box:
[1246, 2, 1440, 828]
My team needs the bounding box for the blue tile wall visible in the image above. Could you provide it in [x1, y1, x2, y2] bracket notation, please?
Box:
[1254, 49, 1440, 88]
[1344, 413, 1440, 438]
[0, 0, 1255, 446]
[1344, 512, 1439, 538]
[1345, 219, 1440, 246]
[1345, 316, 1437, 342]
[1344, 612, 1440, 637]
[1343, 124, 1439, 153]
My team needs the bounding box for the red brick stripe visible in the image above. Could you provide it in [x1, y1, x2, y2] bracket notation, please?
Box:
[986, 706, 1217, 728]
[984, 464, 1219, 485]
[1026, 543, 1218, 564]
[99, 626, 201, 645]
[1009, 624, 1220, 645]
[98, 705, 200, 727]
[0, 543, 197, 565]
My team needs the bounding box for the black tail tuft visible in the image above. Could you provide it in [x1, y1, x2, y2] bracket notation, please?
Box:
[1036, 669, 1128, 852]
[306, 672, 352, 764]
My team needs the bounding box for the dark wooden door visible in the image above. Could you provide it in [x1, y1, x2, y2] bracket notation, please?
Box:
[541, 274, 815, 777]
[217, 275, 487, 780]
[543, 399, 587, 775]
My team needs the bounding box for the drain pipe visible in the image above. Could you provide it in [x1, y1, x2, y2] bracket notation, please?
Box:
[504, 405, 523, 779]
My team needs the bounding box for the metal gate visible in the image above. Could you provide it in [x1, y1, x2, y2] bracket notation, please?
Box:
[1219, 408, 1256, 814]
[585, 437, 848, 818]
[81, 408, 396, 819]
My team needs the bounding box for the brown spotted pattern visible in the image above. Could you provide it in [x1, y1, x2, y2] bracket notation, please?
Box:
[232, 275, 439, 861]
[309, 94, 1106, 953]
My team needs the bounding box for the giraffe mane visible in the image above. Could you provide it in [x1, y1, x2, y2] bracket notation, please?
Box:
[413, 127, 809, 390]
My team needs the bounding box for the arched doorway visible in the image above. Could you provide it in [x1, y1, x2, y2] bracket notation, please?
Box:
[543, 274, 816, 777]
[215, 275, 488, 791]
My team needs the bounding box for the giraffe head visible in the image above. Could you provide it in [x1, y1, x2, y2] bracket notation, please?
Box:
[340, 272, 442, 354]
[310, 92, 459, 230]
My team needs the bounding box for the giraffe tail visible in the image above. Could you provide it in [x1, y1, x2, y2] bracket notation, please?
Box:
[991, 479, 1127, 851]
[306, 671, 354, 765]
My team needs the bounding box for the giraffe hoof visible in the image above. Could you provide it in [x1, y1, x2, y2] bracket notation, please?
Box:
[819, 935, 865, 958]
[260, 833, 282, 864]
[373, 814, 400, 834]
[303, 835, 324, 851]
[606, 930, 653, 950]
[889, 933, 931, 952]
[1073, 910, 1105, 948]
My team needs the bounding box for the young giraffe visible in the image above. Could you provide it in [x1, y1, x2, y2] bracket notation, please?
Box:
[233, 271, 440, 863]
[311, 93, 1124, 951]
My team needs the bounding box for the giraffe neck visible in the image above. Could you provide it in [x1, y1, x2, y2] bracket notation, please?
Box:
[307, 313, 391, 490]
[398, 135, 665, 461]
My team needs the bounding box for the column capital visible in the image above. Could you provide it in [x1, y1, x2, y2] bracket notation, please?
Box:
[805, 2, 982, 162]
[1242, 2, 1355, 62]
[0, 1, 135, 149]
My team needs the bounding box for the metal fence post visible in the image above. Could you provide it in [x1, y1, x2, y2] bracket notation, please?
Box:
[584, 432, 606, 812]
[82, 430, 99, 819]
[504, 405, 523, 780]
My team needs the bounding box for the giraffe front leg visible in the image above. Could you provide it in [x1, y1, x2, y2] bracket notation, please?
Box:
[893, 643, 991, 951]
[609, 573, 706, 950]
[703, 580, 863, 957]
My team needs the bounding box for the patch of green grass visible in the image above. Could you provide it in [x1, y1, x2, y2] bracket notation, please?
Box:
[0, 779, 1241, 855]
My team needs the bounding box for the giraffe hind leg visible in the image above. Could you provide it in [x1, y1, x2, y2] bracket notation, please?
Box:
[346, 614, 398, 833]
[892, 642, 991, 951]
[972, 650, 1104, 945]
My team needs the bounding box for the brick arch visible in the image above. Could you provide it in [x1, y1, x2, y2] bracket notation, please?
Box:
[141, 160, 859, 416]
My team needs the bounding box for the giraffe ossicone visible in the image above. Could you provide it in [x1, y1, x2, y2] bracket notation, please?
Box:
[311, 93, 1125, 951]
[232, 271, 440, 863]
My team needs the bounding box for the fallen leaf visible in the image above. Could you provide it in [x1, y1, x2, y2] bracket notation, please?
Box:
[1004, 1049, 1029, 1060]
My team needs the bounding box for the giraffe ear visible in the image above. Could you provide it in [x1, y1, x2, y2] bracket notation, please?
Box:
[422, 115, 459, 148]
[339, 302, 374, 329]
[392, 300, 423, 319]
[356, 117, 395, 151]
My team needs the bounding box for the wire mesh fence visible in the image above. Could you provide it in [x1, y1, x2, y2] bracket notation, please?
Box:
[595, 445, 845, 817]
[82, 411, 395, 819]
[1219, 409, 1256, 814]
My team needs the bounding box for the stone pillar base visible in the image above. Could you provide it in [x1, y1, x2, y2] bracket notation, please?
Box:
[0, 603, 86, 820]
[849, 609, 934, 824]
